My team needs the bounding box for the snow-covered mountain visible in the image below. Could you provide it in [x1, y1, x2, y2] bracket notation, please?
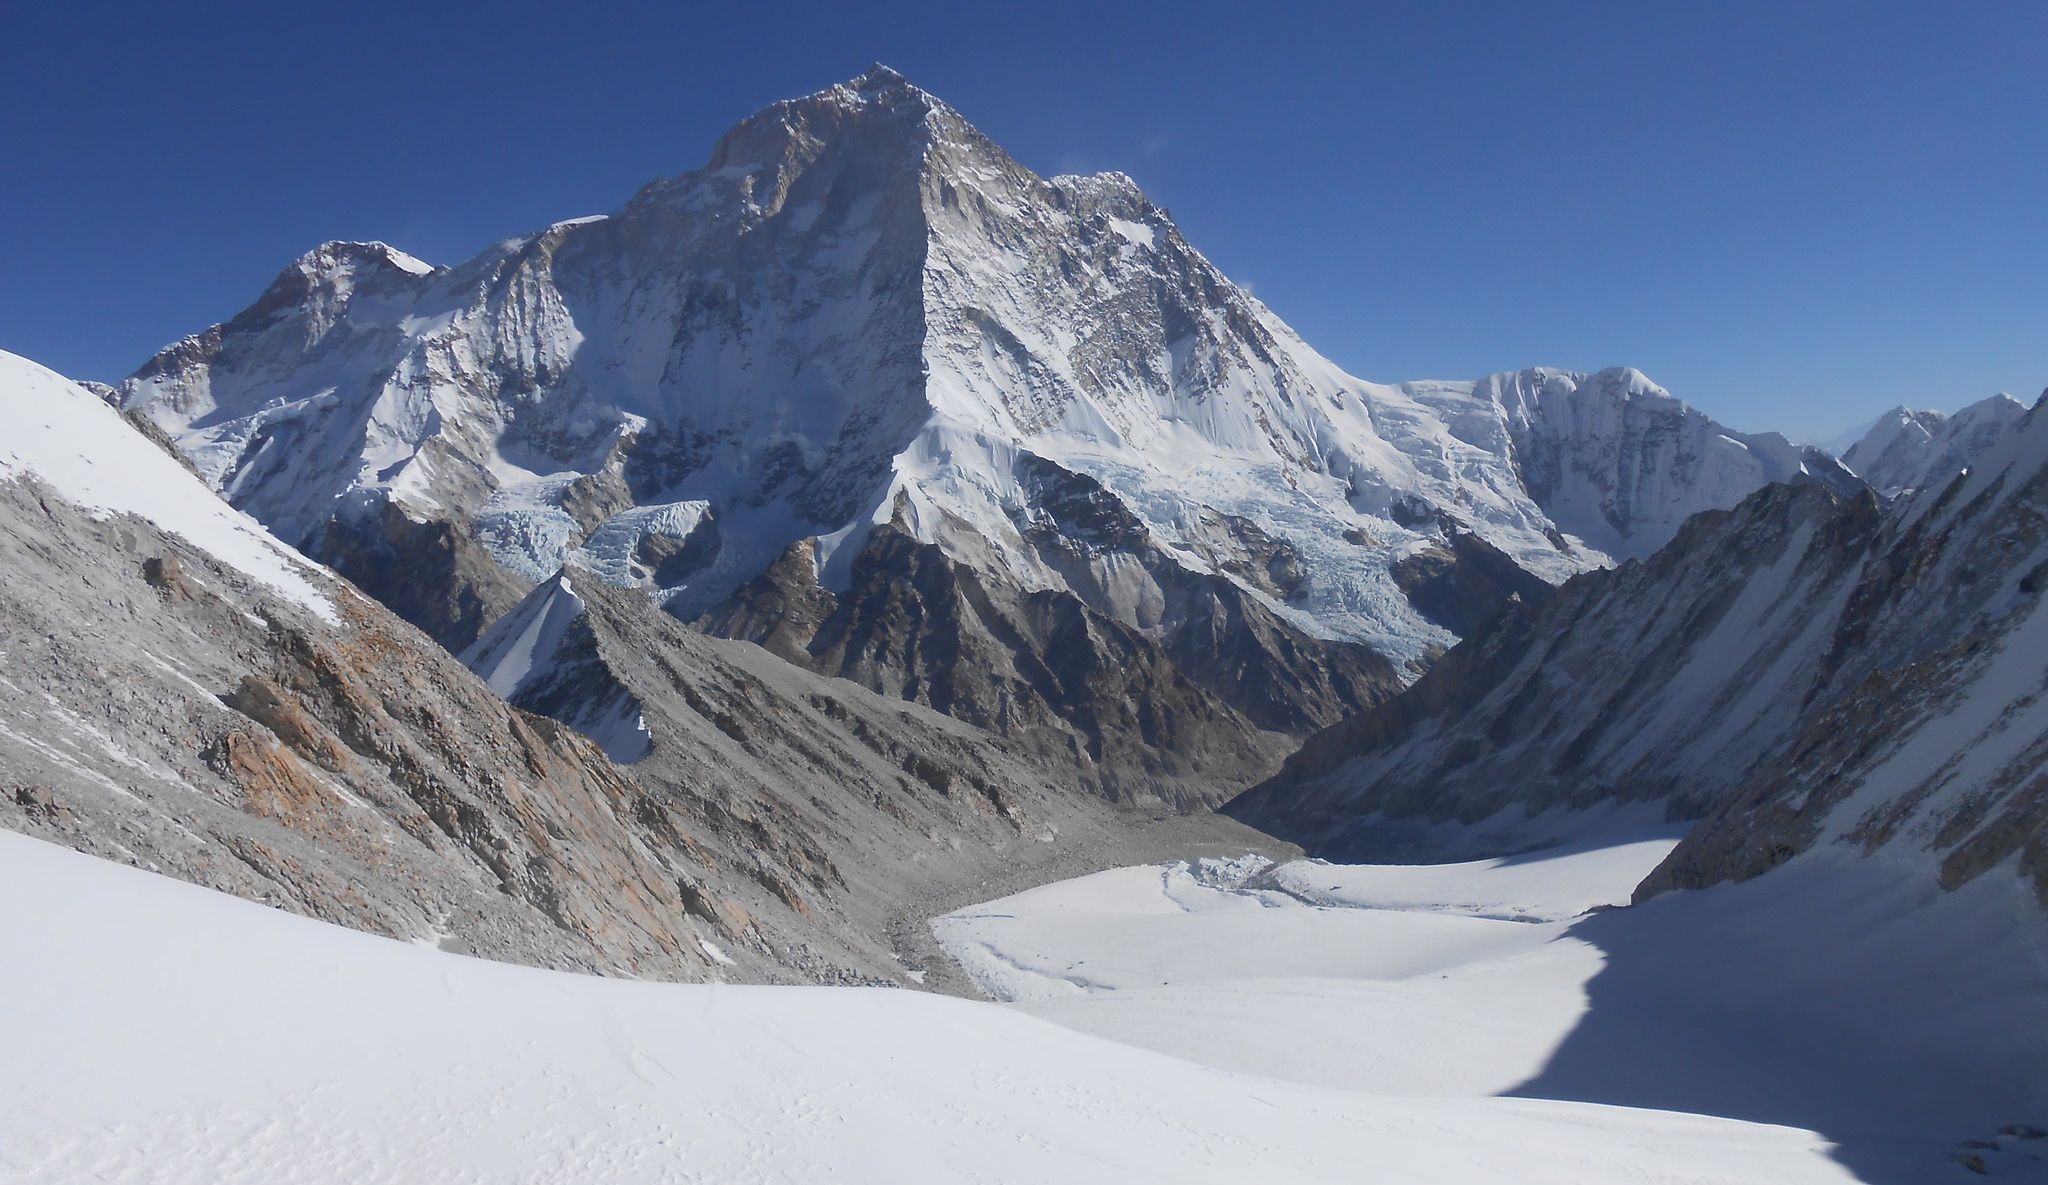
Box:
[1230, 391, 2048, 909]
[113, 67, 1853, 791]
[1837, 392, 2028, 497]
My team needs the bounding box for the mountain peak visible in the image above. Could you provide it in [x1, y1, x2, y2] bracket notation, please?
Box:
[291, 240, 434, 278]
[220, 240, 434, 336]
[1968, 391, 2027, 414]
[850, 62, 912, 94]
[813, 62, 939, 117]
[116, 67, 1855, 684]
[687, 64, 951, 185]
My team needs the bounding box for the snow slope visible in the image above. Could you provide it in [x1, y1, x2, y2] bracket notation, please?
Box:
[936, 831, 2048, 1182]
[467, 572, 591, 699]
[0, 830, 1861, 1185]
[0, 349, 334, 620]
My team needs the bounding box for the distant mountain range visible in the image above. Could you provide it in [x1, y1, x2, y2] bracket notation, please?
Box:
[1835, 393, 2029, 498]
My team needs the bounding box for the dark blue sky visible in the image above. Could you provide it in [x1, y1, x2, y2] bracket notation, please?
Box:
[4, 0, 2042, 437]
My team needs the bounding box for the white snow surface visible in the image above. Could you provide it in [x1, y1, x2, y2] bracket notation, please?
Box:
[936, 827, 2048, 1182]
[935, 831, 1683, 1097]
[0, 349, 335, 621]
[0, 828, 1865, 1185]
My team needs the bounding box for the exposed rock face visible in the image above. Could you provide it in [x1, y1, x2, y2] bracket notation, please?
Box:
[0, 356, 1282, 987]
[700, 469, 1405, 807]
[310, 498, 533, 651]
[1838, 392, 2029, 498]
[1231, 393, 2048, 904]
[1388, 520, 1556, 637]
[111, 69, 1851, 799]
[706, 523, 1293, 808]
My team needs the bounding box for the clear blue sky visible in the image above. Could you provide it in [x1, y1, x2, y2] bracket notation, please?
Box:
[3, 0, 2043, 438]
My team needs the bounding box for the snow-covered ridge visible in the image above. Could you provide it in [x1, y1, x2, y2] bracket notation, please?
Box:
[0, 349, 335, 621]
[1234, 393, 2048, 910]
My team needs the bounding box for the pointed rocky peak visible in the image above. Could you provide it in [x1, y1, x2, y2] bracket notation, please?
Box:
[697, 66, 943, 174]
[1840, 405, 1941, 459]
[791, 63, 944, 124]
[621, 67, 984, 227]
[847, 62, 917, 99]
[287, 240, 435, 280]
[224, 239, 434, 335]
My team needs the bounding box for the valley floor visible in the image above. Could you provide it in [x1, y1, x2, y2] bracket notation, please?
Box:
[4, 819, 2042, 1183]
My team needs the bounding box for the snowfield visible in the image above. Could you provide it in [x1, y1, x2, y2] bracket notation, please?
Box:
[937, 830, 2048, 1183]
[933, 834, 1680, 1097]
[0, 829, 1865, 1185]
